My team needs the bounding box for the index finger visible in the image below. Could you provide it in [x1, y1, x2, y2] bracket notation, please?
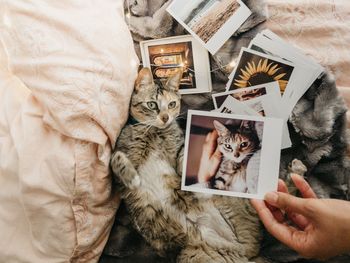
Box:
[291, 174, 317, 199]
[251, 199, 308, 252]
[278, 179, 289, 194]
[203, 130, 218, 156]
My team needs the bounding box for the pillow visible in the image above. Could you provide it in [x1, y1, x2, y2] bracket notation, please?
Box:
[0, 0, 138, 262]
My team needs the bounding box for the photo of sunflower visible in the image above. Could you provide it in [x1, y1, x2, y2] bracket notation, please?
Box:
[229, 50, 295, 94]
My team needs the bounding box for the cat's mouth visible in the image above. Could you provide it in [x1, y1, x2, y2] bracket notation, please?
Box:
[155, 120, 172, 129]
[154, 115, 174, 129]
[226, 155, 246, 163]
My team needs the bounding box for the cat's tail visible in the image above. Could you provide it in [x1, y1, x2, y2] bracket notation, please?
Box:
[177, 245, 249, 263]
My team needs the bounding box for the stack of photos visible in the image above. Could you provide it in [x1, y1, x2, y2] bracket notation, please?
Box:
[182, 110, 283, 199]
[209, 29, 325, 151]
[167, 0, 252, 54]
[140, 35, 212, 95]
[226, 29, 324, 119]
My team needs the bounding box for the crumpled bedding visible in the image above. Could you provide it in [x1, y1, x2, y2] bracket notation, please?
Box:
[265, 0, 350, 124]
[0, 1, 138, 262]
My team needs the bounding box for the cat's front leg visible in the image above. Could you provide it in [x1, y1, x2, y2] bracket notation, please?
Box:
[176, 146, 184, 176]
[111, 151, 141, 189]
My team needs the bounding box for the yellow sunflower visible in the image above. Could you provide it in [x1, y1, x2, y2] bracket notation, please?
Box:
[234, 58, 289, 92]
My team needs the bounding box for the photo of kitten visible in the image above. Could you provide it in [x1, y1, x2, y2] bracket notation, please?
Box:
[182, 110, 283, 199]
[211, 120, 261, 193]
[184, 115, 262, 194]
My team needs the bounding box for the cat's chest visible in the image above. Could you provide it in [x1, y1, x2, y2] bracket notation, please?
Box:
[138, 152, 176, 195]
[127, 124, 182, 166]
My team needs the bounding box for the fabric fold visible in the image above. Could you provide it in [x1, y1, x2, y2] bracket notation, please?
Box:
[0, 1, 138, 262]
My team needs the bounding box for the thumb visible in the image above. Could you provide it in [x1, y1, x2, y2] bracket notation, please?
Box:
[211, 147, 222, 161]
[208, 147, 221, 176]
[265, 192, 315, 218]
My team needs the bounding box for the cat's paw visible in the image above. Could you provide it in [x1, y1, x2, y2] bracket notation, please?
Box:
[214, 181, 226, 190]
[288, 159, 307, 176]
[176, 146, 184, 176]
[111, 151, 140, 189]
[131, 175, 141, 189]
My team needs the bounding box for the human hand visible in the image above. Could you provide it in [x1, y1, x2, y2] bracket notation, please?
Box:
[251, 174, 350, 260]
[197, 130, 222, 184]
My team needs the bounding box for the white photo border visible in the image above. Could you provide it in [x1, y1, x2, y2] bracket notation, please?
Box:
[167, 0, 251, 54]
[140, 35, 212, 95]
[182, 110, 283, 199]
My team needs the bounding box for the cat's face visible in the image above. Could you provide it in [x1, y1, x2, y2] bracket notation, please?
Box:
[213, 120, 259, 163]
[130, 68, 182, 129]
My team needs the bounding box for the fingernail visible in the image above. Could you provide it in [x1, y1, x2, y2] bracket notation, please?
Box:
[265, 192, 278, 205]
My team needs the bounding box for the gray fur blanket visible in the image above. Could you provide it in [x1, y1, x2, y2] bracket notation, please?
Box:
[101, 1, 350, 262]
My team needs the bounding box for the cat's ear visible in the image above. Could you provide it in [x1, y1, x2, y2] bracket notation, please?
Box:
[240, 120, 253, 129]
[135, 68, 154, 92]
[165, 69, 183, 91]
[213, 120, 228, 136]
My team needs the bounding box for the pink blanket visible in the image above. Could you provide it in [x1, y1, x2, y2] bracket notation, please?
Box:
[265, 0, 350, 122]
[0, 1, 138, 262]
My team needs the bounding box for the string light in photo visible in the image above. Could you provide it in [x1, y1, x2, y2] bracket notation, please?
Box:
[133, 61, 237, 74]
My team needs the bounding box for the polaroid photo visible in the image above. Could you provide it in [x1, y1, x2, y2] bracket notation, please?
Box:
[226, 48, 296, 95]
[213, 82, 281, 109]
[167, 0, 251, 54]
[182, 110, 283, 199]
[140, 35, 212, 95]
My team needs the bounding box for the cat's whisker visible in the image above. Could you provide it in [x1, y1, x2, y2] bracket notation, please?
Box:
[131, 120, 154, 127]
[175, 112, 188, 120]
[142, 124, 154, 135]
[177, 111, 187, 117]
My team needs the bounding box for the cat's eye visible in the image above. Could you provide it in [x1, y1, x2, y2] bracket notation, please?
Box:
[168, 101, 177, 109]
[240, 142, 248, 148]
[225, 144, 232, 150]
[147, 101, 158, 110]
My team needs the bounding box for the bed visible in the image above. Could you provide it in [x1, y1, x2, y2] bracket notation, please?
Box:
[0, 1, 138, 262]
[0, 0, 349, 262]
[265, 0, 350, 123]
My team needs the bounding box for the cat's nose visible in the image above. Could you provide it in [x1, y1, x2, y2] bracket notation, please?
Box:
[161, 114, 169, 123]
[234, 152, 240, 158]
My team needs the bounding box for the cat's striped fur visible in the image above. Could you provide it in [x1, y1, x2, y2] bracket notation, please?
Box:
[109, 68, 261, 262]
[211, 120, 261, 192]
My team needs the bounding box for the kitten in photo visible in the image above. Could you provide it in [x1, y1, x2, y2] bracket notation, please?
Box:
[211, 120, 261, 193]
[106, 68, 261, 262]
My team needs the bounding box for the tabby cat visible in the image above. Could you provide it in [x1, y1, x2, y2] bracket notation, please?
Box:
[108, 68, 261, 262]
[211, 120, 261, 193]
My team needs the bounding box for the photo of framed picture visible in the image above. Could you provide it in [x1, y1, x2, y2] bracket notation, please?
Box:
[167, 0, 251, 54]
[182, 110, 283, 199]
[140, 35, 212, 95]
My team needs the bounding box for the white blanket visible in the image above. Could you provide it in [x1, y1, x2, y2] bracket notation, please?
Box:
[0, 1, 138, 262]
